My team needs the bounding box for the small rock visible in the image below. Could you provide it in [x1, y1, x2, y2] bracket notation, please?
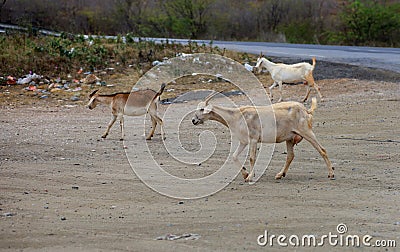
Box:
[61, 216, 67, 221]
[72, 186, 79, 190]
[70, 96, 80, 101]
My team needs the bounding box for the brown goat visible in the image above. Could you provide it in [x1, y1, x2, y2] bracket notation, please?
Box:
[87, 83, 166, 140]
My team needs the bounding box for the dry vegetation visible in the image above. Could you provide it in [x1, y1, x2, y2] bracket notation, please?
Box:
[1, 0, 399, 46]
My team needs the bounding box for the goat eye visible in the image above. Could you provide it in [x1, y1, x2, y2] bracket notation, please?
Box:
[200, 108, 204, 112]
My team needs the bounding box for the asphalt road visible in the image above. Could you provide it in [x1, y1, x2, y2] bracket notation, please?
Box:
[1, 23, 399, 73]
[158, 38, 400, 73]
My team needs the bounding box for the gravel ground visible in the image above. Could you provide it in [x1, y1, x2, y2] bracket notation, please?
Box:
[1, 61, 399, 251]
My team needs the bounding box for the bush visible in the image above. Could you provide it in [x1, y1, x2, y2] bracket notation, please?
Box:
[0, 32, 223, 78]
[282, 21, 317, 44]
[337, 0, 400, 46]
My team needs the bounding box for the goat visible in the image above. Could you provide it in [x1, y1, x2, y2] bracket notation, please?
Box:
[191, 93, 334, 182]
[87, 83, 166, 140]
[253, 53, 323, 103]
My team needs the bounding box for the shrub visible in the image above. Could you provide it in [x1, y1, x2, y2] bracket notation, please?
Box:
[0, 32, 226, 79]
[337, 0, 400, 46]
[282, 21, 317, 44]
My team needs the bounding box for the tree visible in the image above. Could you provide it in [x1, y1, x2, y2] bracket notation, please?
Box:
[115, 0, 149, 35]
[163, 0, 214, 39]
[0, 0, 7, 18]
[339, 0, 400, 46]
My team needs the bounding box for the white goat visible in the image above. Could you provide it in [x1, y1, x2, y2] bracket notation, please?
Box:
[191, 93, 334, 182]
[253, 53, 323, 102]
[87, 83, 166, 140]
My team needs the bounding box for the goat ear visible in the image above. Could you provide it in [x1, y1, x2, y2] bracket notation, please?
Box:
[259, 52, 263, 58]
[204, 91, 218, 105]
[204, 104, 213, 114]
[89, 89, 99, 98]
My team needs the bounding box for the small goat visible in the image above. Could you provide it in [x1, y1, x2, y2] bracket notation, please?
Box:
[191, 93, 334, 182]
[253, 53, 323, 102]
[87, 83, 166, 140]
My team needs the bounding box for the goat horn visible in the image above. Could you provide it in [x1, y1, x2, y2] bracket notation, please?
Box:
[89, 89, 99, 97]
[204, 91, 218, 105]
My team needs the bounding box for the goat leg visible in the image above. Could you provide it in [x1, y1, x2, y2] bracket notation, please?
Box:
[102, 115, 117, 139]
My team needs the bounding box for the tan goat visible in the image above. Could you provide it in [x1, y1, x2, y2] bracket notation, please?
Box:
[253, 53, 323, 102]
[87, 83, 166, 140]
[191, 93, 334, 182]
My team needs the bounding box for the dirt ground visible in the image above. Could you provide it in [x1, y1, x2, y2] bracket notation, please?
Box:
[1, 60, 399, 251]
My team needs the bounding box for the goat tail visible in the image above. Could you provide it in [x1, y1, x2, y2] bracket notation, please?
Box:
[306, 97, 317, 128]
[308, 97, 317, 115]
[312, 57, 316, 67]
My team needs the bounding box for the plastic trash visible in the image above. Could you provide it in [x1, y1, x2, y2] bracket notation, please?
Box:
[152, 60, 162, 66]
[244, 63, 254, 72]
[26, 85, 37, 91]
[17, 73, 42, 85]
[6, 76, 16, 85]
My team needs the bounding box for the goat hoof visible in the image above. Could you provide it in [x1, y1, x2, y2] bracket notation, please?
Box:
[101, 135, 107, 139]
[328, 174, 335, 180]
[119, 138, 124, 141]
[245, 177, 252, 183]
[275, 174, 282, 180]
